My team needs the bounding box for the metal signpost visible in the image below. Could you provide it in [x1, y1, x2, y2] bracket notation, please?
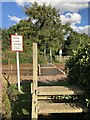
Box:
[11, 33, 23, 91]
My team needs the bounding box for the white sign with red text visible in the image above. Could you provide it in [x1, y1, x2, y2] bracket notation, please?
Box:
[11, 35, 23, 52]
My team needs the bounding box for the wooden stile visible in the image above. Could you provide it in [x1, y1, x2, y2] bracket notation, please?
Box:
[31, 43, 88, 120]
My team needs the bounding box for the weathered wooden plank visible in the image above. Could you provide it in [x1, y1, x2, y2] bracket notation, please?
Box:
[38, 102, 88, 114]
[32, 43, 38, 119]
[37, 86, 85, 96]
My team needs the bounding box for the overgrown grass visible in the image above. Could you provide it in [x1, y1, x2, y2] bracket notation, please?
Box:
[11, 81, 32, 119]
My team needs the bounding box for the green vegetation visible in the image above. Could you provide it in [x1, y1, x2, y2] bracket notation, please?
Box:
[2, 2, 71, 64]
[66, 42, 90, 108]
[2, 78, 20, 119]
[2, 80, 31, 119]
[2, 88, 11, 119]
[66, 43, 90, 90]
[12, 82, 31, 119]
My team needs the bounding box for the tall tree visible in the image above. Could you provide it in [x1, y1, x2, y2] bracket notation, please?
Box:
[24, 2, 64, 55]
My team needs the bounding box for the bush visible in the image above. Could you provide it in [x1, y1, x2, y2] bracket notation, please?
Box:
[2, 78, 11, 119]
[66, 43, 90, 91]
[38, 54, 48, 64]
[2, 77, 18, 119]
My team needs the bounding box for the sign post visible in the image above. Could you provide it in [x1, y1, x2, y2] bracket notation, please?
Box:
[16, 51, 20, 91]
[11, 33, 23, 92]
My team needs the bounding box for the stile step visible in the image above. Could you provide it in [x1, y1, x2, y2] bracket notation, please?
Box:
[37, 86, 85, 96]
[37, 102, 88, 114]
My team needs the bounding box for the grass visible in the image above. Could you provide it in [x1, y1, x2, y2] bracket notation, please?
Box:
[11, 81, 32, 119]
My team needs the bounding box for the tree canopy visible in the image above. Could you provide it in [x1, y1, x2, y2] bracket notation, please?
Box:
[24, 2, 64, 53]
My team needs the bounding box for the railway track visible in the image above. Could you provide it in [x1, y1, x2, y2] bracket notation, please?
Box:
[2, 63, 66, 76]
[2, 63, 66, 83]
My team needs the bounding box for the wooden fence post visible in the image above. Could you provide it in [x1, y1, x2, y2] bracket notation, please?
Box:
[31, 43, 38, 119]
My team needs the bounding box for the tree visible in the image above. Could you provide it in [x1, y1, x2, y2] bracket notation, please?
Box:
[24, 2, 64, 55]
[62, 29, 90, 56]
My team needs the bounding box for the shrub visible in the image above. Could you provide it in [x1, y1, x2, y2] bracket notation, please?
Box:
[2, 77, 18, 119]
[66, 43, 90, 91]
[38, 54, 48, 64]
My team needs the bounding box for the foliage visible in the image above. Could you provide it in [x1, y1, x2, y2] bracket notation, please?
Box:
[63, 31, 90, 56]
[2, 89, 11, 119]
[66, 40, 90, 107]
[24, 2, 64, 53]
[2, 77, 18, 119]
[66, 42, 90, 91]
[2, 80, 31, 119]
[2, 2, 66, 63]
[38, 54, 48, 64]
[7, 85, 18, 111]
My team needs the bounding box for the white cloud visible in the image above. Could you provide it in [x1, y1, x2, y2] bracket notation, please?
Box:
[77, 25, 90, 35]
[58, 3, 88, 13]
[8, 15, 21, 23]
[70, 23, 90, 35]
[15, 0, 90, 4]
[60, 13, 81, 25]
[60, 12, 90, 35]
[15, 0, 89, 13]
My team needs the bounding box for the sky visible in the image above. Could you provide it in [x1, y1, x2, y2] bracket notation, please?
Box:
[0, 0, 90, 35]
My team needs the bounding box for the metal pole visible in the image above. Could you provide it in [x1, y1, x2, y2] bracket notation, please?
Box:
[16, 51, 20, 92]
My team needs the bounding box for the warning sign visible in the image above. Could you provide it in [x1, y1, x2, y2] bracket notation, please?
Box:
[11, 35, 23, 52]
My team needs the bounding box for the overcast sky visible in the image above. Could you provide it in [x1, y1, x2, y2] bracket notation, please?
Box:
[1, 0, 90, 35]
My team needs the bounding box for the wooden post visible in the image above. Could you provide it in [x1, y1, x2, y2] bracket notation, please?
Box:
[32, 43, 38, 119]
